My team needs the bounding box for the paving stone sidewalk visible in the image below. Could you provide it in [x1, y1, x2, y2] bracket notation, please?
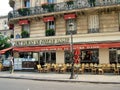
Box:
[0, 71, 120, 84]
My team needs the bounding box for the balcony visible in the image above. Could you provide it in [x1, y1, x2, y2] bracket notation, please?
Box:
[8, 0, 120, 20]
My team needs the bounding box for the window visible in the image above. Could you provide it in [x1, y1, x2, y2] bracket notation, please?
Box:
[40, 51, 56, 64]
[46, 21, 55, 36]
[22, 24, 30, 32]
[109, 48, 120, 64]
[4, 20, 8, 30]
[24, 0, 30, 8]
[65, 51, 71, 64]
[66, 19, 76, 35]
[88, 15, 99, 33]
[47, 0, 56, 3]
[46, 21, 55, 30]
[81, 49, 99, 64]
[21, 24, 30, 38]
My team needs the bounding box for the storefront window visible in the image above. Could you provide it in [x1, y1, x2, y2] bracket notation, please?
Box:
[81, 49, 99, 64]
[64, 51, 71, 64]
[109, 48, 120, 63]
[19, 52, 33, 58]
[40, 51, 56, 65]
[65, 49, 99, 64]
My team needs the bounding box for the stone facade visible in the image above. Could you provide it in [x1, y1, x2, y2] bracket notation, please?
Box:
[8, 0, 120, 64]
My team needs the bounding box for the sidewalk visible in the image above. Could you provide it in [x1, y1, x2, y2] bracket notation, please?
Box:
[0, 71, 120, 84]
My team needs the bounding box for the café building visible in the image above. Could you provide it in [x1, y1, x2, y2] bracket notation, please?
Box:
[7, 0, 120, 70]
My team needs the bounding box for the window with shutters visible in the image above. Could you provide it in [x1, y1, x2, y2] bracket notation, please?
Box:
[88, 15, 99, 33]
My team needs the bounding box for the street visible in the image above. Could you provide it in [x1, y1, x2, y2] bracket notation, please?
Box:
[0, 78, 120, 90]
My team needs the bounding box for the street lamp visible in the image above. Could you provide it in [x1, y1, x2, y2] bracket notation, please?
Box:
[69, 23, 75, 79]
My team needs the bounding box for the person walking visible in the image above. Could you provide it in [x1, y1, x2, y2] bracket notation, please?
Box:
[9, 56, 14, 74]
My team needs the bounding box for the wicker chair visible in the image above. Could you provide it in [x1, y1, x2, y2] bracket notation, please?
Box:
[37, 64, 43, 73]
[98, 64, 105, 75]
[91, 63, 97, 74]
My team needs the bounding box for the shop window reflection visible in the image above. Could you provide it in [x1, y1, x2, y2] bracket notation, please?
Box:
[81, 49, 99, 64]
[65, 49, 99, 64]
[109, 48, 120, 64]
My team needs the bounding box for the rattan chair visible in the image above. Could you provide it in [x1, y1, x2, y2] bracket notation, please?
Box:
[37, 64, 43, 73]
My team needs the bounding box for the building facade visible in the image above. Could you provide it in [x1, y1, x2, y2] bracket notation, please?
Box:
[0, 15, 13, 38]
[8, 0, 120, 69]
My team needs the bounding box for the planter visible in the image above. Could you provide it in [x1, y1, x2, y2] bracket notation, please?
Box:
[18, 8, 30, 16]
[66, 0, 74, 5]
[21, 30, 29, 38]
[42, 4, 54, 12]
[46, 29, 55, 36]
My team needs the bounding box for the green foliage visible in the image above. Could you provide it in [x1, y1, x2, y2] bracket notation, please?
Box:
[0, 35, 11, 50]
[45, 29, 55, 36]
[66, 0, 73, 5]
[18, 8, 30, 16]
[21, 30, 29, 38]
[42, 4, 55, 12]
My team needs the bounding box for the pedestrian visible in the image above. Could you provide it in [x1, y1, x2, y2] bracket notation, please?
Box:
[9, 56, 14, 74]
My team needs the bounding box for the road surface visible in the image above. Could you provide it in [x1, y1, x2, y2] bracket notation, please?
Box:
[0, 78, 120, 90]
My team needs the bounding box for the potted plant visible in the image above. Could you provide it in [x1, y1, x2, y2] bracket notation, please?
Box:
[18, 8, 30, 16]
[66, 0, 74, 5]
[45, 29, 55, 36]
[21, 30, 29, 38]
[42, 3, 49, 10]
[42, 3, 55, 12]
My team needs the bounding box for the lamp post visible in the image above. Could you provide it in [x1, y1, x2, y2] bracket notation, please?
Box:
[69, 23, 75, 79]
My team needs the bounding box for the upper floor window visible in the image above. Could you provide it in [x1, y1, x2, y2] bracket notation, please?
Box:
[88, 15, 99, 33]
[24, 0, 30, 8]
[45, 21, 55, 36]
[46, 21, 55, 30]
[66, 19, 77, 35]
[47, 0, 56, 4]
[21, 24, 30, 38]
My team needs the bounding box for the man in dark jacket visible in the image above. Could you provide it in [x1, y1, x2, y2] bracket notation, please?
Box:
[9, 56, 14, 74]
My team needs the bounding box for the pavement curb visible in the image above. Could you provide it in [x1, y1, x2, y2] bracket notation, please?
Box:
[0, 76, 120, 84]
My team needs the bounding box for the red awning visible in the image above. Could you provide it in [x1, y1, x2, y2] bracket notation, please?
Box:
[0, 47, 13, 54]
[43, 16, 54, 22]
[13, 42, 120, 52]
[9, 24, 14, 29]
[13, 45, 70, 52]
[74, 42, 120, 49]
[19, 20, 29, 25]
[64, 14, 76, 20]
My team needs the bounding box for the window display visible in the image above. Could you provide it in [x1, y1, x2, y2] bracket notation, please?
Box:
[81, 49, 99, 63]
[109, 48, 120, 63]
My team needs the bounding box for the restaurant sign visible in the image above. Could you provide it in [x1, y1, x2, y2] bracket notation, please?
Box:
[14, 38, 69, 47]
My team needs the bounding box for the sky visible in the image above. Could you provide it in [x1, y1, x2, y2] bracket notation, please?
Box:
[0, 0, 12, 16]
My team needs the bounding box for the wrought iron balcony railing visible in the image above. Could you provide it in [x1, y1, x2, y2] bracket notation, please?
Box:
[8, 0, 120, 20]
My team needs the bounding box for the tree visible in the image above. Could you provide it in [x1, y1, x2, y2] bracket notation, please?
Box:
[0, 34, 11, 50]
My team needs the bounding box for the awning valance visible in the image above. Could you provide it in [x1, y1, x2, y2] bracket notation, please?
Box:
[19, 20, 29, 25]
[13, 45, 70, 52]
[43, 16, 54, 22]
[13, 42, 120, 52]
[0, 47, 13, 54]
[64, 13, 76, 20]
